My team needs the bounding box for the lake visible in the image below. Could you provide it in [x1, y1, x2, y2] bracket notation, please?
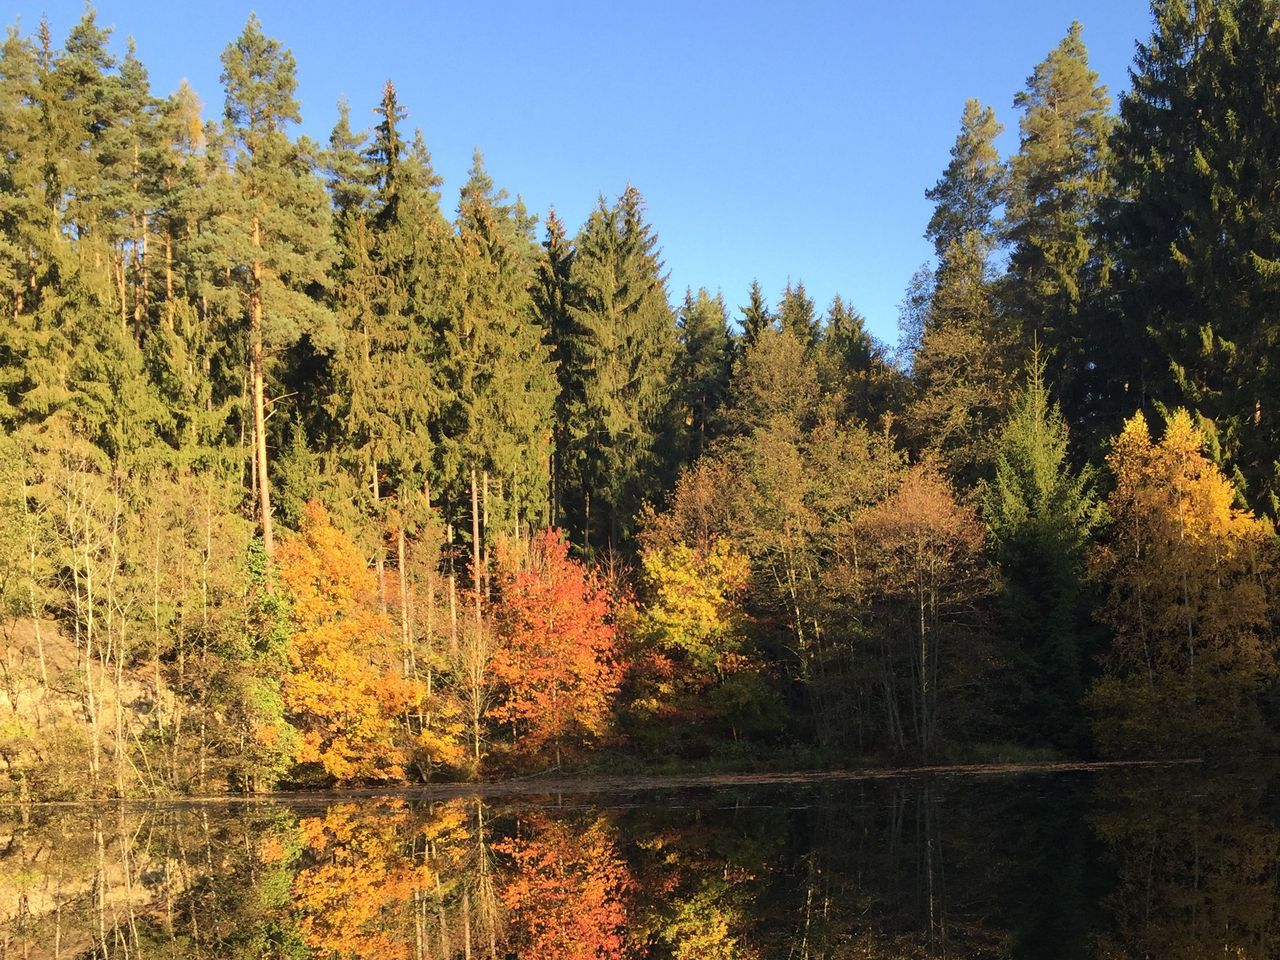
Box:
[1, 762, 1275, 958]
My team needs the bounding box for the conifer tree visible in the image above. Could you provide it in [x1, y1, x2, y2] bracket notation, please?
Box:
[924, 99, 1006, 261]
[564, 186, 677, 551]
[218, 14, 336, 555]
[1105, 0, 1280, 514]
[1004, 22, 1112, 422]
[819, 295, 901, 425]
[908, 235, 1014, 485]
[442, 153, 555, 533]
[984, 355, 1102, 747]
[675, 287, 733, 462]
[910, 101, 1015, 484]
[737, 280, 773, 354]
[329, 81, 446, 508]
[776, 280, 819, 348]
[533, 208, 580, 528]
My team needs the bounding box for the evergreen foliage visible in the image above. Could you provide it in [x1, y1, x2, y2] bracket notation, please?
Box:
[984, 355, 1103, 748]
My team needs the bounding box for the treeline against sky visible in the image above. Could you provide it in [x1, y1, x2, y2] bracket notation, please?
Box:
[0, 1, 1278, 797]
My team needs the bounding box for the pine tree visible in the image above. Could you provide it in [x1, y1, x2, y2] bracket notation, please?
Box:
[984, 354, 1102, 748]
[925, 99, 1006, 260]
[910, 100, 1015, 484]
[1104, 0, 1280, 514]
[1004, 22, 1112, 426]
[218, 14, 337, 554]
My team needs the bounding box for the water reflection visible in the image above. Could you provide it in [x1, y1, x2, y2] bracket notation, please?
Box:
[2, 767, 1277, 958]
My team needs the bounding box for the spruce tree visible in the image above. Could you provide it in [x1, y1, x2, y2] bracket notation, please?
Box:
[1105, 0, 1280, 513]
[675, 287, 732, 462]
[565, 186, 677, 551]
[776, 280, 819, 348]
[984, 355, 1102, 748]
[819, 295, 901, 425]
[533, 208, 580, 527]
[324, 81, 447, 546]
[737, 279, 773, 354]
[441, 153, 555, 533]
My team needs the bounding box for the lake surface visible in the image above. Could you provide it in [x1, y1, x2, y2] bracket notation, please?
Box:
[1, 763, 1276, 958]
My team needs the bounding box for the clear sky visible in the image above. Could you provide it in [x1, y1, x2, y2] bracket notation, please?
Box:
[13, 1, 1155, 344]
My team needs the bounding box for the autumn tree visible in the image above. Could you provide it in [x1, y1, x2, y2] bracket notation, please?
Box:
[293, 801, 435, 960]
[630, 538, 772, 746]
[277, 500, 421, 782]
[1087, 410, 1277, 755]
[856, 464, 992, 754]
[488, 529, 621, 765]
[498, 814, 634, 960]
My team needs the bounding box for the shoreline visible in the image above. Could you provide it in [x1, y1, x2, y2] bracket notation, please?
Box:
[6, 757, 1207, 811]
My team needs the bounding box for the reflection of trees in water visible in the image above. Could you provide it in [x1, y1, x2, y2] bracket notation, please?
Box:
[738, 780, 1014, 959]
[1090, 769, 1280, 960]
[4, 772, 1279, 959]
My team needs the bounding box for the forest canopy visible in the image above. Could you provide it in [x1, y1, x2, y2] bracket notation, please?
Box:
[1, 0, 1278, 799]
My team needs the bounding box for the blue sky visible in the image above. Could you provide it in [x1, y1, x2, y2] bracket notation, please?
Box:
[13, 1, 1155, 344]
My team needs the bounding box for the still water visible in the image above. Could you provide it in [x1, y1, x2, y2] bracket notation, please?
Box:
[1, 763, 1276, 959]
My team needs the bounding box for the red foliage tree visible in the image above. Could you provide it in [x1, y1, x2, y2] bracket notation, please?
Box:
[499, 815, 634, 960]
[488, 529, 621, 763]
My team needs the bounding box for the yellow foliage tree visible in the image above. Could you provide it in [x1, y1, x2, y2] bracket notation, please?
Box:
[277, 501, 420, 782]
[1088, 410, 1277, 755]
[640, 540, 750, 677]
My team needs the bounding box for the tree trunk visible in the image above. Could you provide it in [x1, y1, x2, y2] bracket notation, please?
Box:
[250, 215, 274, 557]
[471, 467, 482, 626]
[398, 524, 412, 678]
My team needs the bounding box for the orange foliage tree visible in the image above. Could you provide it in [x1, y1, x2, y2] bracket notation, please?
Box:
[277, 501, 420, 782]
[855, 463, 991, 754]
[488, 529, 621, 764]
[292, 801, 436, 960]
[498, 814, 634, 960]
[1088, 411, 1276, 754]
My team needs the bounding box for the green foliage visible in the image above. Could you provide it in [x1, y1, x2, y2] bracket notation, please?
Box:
[1003, 22, 1112, 410]
[559, 186, 677, 552]
[1104, 0, 1280, 513]
[6, 3, 1280, 798]
[924, 98, 1005, 259]
[983, 356, 1103, 748]
[675, 288, 733, 461]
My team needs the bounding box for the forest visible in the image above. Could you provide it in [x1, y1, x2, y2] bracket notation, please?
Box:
[0, 0, 1278, 800]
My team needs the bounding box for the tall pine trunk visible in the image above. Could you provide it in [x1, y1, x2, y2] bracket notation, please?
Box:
[250, 215, 274, 557]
